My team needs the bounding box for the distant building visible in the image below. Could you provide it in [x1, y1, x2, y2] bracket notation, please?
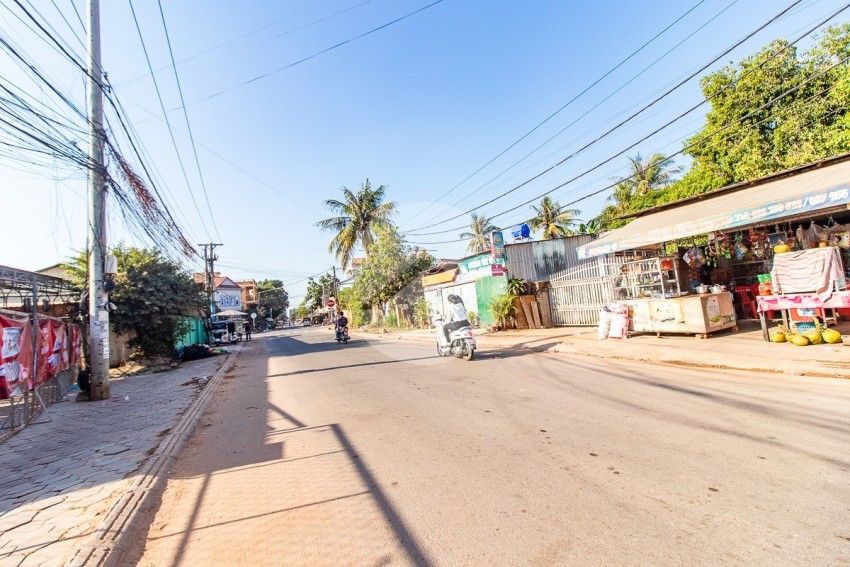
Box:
[192, 272, 244, 312]
[35, 263, 73, 281]
[234, 279, 258, 311]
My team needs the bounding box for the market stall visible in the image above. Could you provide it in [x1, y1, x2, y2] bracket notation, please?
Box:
[754, 246, 849, 340]
[609, 255, 737, 337]
[575, 155, 850, 338]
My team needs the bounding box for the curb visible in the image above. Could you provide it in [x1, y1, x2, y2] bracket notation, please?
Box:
[65, 350, 238, 567]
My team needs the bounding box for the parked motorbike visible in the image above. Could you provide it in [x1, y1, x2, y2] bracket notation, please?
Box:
[434, 317, 476, 361]
[335, 326, 350, 344]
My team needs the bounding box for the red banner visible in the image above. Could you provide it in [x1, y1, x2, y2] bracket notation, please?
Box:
[69, 324, 83, 369]
[37, 319, 71, 383]
[0, 316, 34, 400]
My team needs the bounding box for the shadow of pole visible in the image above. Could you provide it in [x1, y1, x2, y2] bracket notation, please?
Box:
[330, 422, 433, 567]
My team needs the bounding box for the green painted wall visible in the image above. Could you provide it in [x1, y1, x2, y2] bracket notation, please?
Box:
[475, 276, 507, 326]
[175, 317, 207, 349]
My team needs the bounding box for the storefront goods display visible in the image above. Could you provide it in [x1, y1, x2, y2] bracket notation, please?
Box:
[613, 257, 681, 300]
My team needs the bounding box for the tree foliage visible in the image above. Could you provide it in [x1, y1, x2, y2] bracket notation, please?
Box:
[305, 273, 340, 311]
[353, 227, 434, 308]
[595, 25, 850, 228]
[528, 197, 580, 239]
[69, 247, 205, 357]
[459, 213, 499, 254]
[256, 279, 288, 319]
[316, 179, 397, 268]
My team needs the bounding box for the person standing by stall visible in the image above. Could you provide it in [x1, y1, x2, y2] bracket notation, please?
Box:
[243, 320, 252, 341]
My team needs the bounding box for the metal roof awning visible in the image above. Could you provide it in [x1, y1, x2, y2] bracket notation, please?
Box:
[577, 159, 850, 259]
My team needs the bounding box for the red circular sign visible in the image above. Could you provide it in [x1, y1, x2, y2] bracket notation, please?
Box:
[326, 299, 335, 307]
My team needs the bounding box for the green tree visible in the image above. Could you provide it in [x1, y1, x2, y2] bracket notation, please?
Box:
[68, 247, 205, 357]
[293, 301, 310, 320]
[577, 217, 602, 235]
[667, 25, 850, 205]
[353, 227, 434, 308]
[305, 273, 340, 311]
[316, 179, 397, 268]
[528, 197, 580, 240]
[257, 279, 288, 319]
[624, 153, 682, 196]
[459, 213, 499, 254]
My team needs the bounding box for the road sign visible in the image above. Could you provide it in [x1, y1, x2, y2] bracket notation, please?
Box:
[250, 313, 257, 319]
[327, 298, 335, 308]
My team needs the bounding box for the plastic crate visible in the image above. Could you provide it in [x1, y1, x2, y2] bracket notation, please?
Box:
[794, 322, 816, 333]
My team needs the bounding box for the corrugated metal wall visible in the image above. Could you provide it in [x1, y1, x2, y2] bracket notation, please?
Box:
[504, 234, 596, 282]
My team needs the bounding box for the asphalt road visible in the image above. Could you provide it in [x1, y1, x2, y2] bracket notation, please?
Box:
[132, 326, 850, 566]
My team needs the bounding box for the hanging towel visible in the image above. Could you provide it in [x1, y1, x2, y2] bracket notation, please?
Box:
[770, 247, 846, 301]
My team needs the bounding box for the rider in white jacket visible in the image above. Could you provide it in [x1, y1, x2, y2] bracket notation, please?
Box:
[443, 294, 469, 341]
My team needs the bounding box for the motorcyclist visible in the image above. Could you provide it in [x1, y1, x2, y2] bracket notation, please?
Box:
[443, 294, 469, 342]
[335, 311, 349, 340]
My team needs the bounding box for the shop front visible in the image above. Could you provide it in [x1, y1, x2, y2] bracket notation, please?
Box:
[422, 253, 507, 327]
[577, 154, 850, 338]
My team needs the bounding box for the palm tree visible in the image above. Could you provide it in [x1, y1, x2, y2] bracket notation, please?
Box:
[606, 180, 635, 214]
[625, 153, 682, 196]
[460, 213, 498, 254]
[528, 197, 580, 240]
[316, 179, 396, 268]
[578, 217, 602, 235]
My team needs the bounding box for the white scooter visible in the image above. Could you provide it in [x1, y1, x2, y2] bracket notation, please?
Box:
[434, 316, 476, 361]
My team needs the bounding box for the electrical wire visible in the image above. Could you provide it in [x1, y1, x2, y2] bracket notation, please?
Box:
[155, 0, 221, 240]
[401, 0, 710, 228]
[403, 0, 814, 236]
[408, 56, 850, 247]
[188, 0, 447, 108]
[405, 0, 742, 230]
[127, 0, 214, 241]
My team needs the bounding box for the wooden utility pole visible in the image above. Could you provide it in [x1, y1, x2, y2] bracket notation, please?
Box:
[86, 0, 110, 401]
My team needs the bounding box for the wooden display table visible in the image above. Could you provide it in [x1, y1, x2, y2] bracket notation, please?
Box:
[619, 292, 737, 338]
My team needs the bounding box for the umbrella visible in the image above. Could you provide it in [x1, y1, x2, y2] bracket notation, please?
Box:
[214, 309, 246, 317]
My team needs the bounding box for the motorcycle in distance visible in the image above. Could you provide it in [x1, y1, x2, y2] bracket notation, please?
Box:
[434, 316, 476, 361]
[335, 325, 350, 344]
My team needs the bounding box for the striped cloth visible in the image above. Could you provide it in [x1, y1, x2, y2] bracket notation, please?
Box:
[770, 246, 846, 301]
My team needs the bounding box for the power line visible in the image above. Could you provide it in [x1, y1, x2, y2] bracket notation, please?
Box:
[409, 54, 850, 247]
[126, 0, 213, 240]
[403, 0, 806, 236]
[155, 0, 221, 240]
[188, 0, 447, 108]
[400, 0, 710, 229]
[405, 0, 742, 231]
[123, 0, 369, 86]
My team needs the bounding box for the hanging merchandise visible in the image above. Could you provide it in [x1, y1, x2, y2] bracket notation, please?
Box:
[733, 233, 748, 261]
[800, 223, 819, 249]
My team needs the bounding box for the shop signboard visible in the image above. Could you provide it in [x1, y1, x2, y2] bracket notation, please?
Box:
[490, 231, 505, 260]
[458, 254, 507, 282]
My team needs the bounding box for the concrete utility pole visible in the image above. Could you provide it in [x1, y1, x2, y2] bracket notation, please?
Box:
[199, 243, 222, 330]
[86, 0, 110, 401]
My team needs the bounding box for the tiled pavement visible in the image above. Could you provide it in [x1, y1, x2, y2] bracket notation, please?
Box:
[0, 353, 232, 567]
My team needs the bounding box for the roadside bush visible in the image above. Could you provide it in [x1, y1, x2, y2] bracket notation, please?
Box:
[490, 294, 516, 329]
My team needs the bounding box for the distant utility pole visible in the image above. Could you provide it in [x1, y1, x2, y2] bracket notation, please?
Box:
[86, 0, 110, 401]
[199, 243, 222, 328]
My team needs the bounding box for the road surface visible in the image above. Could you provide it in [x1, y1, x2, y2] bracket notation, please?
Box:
[130, 326, 850, 566]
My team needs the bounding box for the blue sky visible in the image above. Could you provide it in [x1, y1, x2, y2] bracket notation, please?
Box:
[1, 0, 847, 305]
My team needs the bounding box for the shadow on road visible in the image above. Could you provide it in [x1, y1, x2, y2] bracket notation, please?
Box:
[134, 338, 433, 567]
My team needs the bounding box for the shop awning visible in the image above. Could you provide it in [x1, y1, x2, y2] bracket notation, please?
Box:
[577, 159, 850, 259]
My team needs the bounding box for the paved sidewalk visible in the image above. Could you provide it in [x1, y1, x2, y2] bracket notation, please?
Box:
[0, 349, 236, 567]
[361, 319, 850, 379]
